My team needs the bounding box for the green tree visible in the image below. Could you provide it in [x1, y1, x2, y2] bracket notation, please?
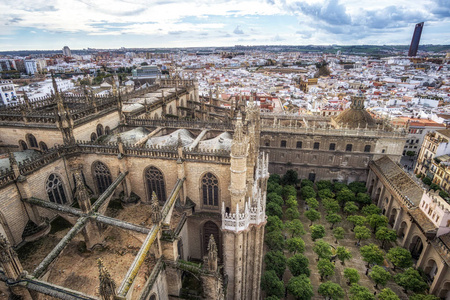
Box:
[287, 253, 310, 277]
[301, 179, 314, 187]
[369, 265, 391, 289]
[386, 247, 413, 270]
[261, 270, 284, 298]
[317, 180, 333, 190]
[286, 237, 305, 254]
[377, 288, 400, 300]
[348, 181, 367, 194]
[356, 193, 371, 206]
[336, 246, 352, 264]
[323, 198, 340, 214]
[367, 214, 388, 233]
[310, 224, 325, 241]
[286, 196, 298, 209]
[265, 230, 284, 251]
[318, 188, 335, 199]
[333, 227, 345, 244]
[305, 197, 319, 209]
[347, 215, 366, 230]
[287, 275, 314, 300]
[349, 284, 375, 300]
[266, 216, 284, 233]
[360, 244, 384, 268]
[282, 170, 299, 186]
[318, 281, 344, 300]
[394, 268, 428, 293]
[354, 226, 371, 245]
[343, 268, 360, 285]
[422, 177, 432, 185]
[317, 259, 335, 280]
[282, 185, 297, 199]
[141, 62, 149, 66]
[267, 192, 284, 207]
[285, 219, 305, 238]
[313, 240, 332, 260]
[325, 213, 342, 229]
[264, 296, 280, 300]
[344, 201, 359, 215]
[264, 251, 287, 279]
[286, 207, 300, 221]
[301, 186, 316, 199]
[362, 204, 381, 216]
[268, 182, 283, 195]
[268, 173, 281, 184]
[305, 209, 321, 225]
[333, 182, 347, 192]
[266, 202, 283, 219]
[375, 227, 397, 248]
[336, 188, 355, 208]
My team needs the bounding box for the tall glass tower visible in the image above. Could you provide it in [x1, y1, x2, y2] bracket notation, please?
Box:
[408, 22, 424, 57]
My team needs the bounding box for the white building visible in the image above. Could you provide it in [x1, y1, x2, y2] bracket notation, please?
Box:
[419, 191, 450, 237]
[0, 80, 17, 106]
[24, 60, 38, 75]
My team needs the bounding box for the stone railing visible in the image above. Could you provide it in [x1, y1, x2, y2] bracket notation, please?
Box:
[125, 117, 233, 131]
[221, 200, 265, 232]
[0, 169, 15, 187]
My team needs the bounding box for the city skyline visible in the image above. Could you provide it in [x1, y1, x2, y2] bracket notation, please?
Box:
[1, 0, 450, 51]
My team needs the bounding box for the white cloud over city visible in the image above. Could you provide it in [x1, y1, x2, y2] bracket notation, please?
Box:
[0, 0, 449, 50]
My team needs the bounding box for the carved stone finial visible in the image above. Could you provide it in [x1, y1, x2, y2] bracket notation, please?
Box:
[97, 259, 116, 300]
[74, 169, 91, 213]
[150, 191, 161, 223]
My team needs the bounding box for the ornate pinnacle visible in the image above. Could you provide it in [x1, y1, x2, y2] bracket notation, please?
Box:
[177, 132, 183, 148]
[150, 191, 161, 223]
[8, 151, 17, 168]
[97, 259, 116, 300]
[207, 234, 218, 272]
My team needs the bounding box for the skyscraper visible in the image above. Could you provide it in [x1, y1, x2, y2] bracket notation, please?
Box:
[408, 22, 424, 57]
[62, 45, 71, 57]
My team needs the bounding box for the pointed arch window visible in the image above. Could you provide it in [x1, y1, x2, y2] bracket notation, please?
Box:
[39, 142, 48, 152]
[93, 161, 112, 194]
[202, 173, 219, 207]
[145, 166, 166, 202]
[96, 124, 104, 137]
[27, 134, 38, 148]
[19, 140, 28, 150]
[46, 174, 68, 205]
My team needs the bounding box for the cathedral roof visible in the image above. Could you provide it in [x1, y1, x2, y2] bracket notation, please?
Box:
[198, 132, 232, 151]
[147, 128, 194, 148]
[105, 127, 150, 144]
[0, 150, 40, 171]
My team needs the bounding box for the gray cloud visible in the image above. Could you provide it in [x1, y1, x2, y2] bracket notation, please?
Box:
[5, 17, 23, 25]
[233, 25, 244, 34]
[431, 0, 450, 18]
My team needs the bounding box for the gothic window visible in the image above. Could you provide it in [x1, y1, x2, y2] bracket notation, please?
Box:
[313, 142, 320, 150]
[296, 141, 302, 148]
[93, 161, 112, 194]
[264, 139, 270, 147]
[280, 140, 287, 148]
[382, 149, 386, 154]
[329, 143, 336, 150]
[96, 124, 104, 137]
[90, 132, 97, 141]
[46, 174, 68, 205]
[145, 166, 166, 202]
[105, 126, 110, 135]
[346, 144, 353, 152]
[19, 140, 28, 150]
[154, 113, 159, 119]
[202, 172, 219, 207]
[168, 105, 173, 114]
[27, 134, 38, 148]
[39, 142, 48, 152]
[149, 295, 156, 300]
[364, 145, 371, 152]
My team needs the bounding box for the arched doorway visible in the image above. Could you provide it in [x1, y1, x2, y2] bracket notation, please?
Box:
[389, 208, 398, 226]
[438, 281, 450, 299]
[398, 221, 408, 240]
[92, 161, 112, 194]
[409, 235, 424, 260]
[424, 259, 438, 282]
[203, 221, 221, 260]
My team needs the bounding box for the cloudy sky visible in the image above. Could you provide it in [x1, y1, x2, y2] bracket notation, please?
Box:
[1, 0, 449, 50]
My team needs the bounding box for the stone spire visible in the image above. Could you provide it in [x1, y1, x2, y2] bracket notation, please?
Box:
[231, 112, 247, 157]
[150, 191, 161, 223]
[8, 151, 20, 179]
[23, 92, 32, 111]
[52, 72, 75, 145]
[207, 234, 218, 272]
[0, 234, 23, 280]
[97, 259, 116, 300]
[74, 169, 91, 213]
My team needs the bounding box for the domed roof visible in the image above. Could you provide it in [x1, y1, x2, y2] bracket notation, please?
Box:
[333, 93, 377, 129]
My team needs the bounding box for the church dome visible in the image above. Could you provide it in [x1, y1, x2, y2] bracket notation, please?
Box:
[333, 93, 377, 129]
